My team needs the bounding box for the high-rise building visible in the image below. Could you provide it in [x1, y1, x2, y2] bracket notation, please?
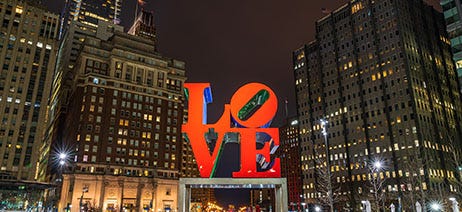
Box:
[249, 189, 275, 211]
[278, 117, 302, 210]
[38, 0, 125, 181]
[60, 0, 122, 35]
[128, 9, 157, 45]
[37, 20, 124, 182]
[441, 0, 462, 92]
[0, 0, 59, 181]
[57, 30, 186, 211]
[0, 0, 58, 209]
[51, 0, 124, 122]
[294, 0, 462, 210]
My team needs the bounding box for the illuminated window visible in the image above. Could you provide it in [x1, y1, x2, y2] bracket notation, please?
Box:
[456, 60, 462, 69]
[351, 2, 363, 14]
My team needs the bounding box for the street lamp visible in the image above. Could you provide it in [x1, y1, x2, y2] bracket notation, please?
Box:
[80, 185, 89, 212]
[370, 158, 385, 172]
[449, 197, 460, 212]
[59, 153, 67, 165]
[301, 203, 306, 212]
[59, 153, 67, 160]
[314, 206, 321, 212]
[361, 200, 371, 212]
[429, 202, 442, 211]
[373, 161, 382, 170]
[320, 119, 334, 212]
[368, 158, 385, 211]
[54, 147, 72, 164]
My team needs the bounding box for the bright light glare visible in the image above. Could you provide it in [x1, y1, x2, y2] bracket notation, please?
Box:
[315, 206, 321, 212]
[59, 153, 67, 160]
[374, 161, 382, 169]
[53, 145, 74, 168]
[430, 202, 441, 210]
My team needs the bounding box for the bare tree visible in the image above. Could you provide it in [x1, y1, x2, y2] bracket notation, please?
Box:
[400, 155, 429, 212]
[448, 142, 462, 193]
[366, 159, 387, 212]
[314, 148, 340, 212]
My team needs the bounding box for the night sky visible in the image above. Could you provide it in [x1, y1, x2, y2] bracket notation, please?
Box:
[43, 0, 441, 207]
[43, 0, 440, 124]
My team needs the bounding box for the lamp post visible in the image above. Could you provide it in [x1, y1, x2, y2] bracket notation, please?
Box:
[300, 194, 305, 212]
[57, 152, 69, 181]
[449, 197, 459, 212]
[80, 185, 89, 212]
[429, 202, 442, 212]
[361, 200, 371, 212]
[59, 153, 67, 161]
[458, 166, 462, 182]
[369, 159, 385, 212]
[52, 151, 69, 211]
[320, 119, 334, 212]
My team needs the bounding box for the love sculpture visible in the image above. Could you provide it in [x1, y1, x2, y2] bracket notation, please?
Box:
[182, 83, 281, 178]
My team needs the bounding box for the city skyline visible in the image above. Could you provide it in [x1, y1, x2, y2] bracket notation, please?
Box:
[43, 0, 439, 125]
[0, 0, 458, 211]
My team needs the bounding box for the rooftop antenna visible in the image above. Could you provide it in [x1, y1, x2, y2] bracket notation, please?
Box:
[136, 0, 146, 19]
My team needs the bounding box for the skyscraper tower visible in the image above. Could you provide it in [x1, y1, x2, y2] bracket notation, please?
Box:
[53, 0, 125, 125]
[128, 9, 157, 45]
[38, 0, 125, 181]
[294, 0, 462, 210]
[0, 0, 59, 181]
[58, 31, 186, 211]
[38, 20, 124, 182]
[278, 117, 302, 210]
[441, 0, 462, 92]
[60, 0, 122, 35]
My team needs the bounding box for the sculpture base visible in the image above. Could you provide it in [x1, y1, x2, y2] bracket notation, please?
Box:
[178, 178, 288, 212]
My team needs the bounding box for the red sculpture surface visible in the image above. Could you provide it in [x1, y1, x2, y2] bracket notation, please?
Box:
[182, 83, 280, 178]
